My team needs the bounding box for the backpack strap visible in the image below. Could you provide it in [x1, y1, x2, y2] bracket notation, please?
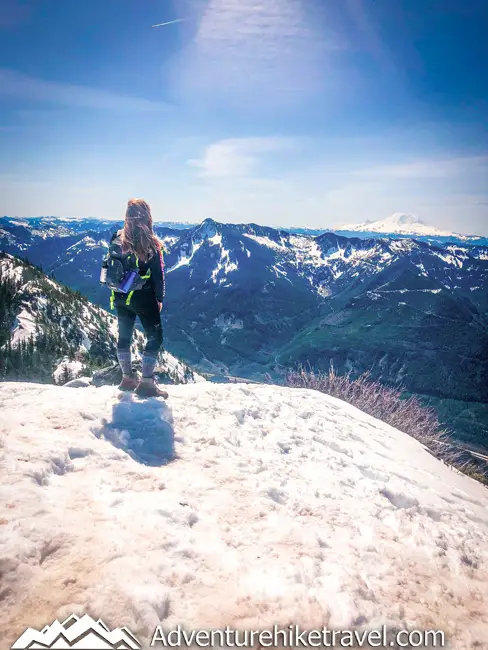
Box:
[110, 229, 122, 244]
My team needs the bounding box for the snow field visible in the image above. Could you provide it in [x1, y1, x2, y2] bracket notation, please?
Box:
[0, 381, 487, 649]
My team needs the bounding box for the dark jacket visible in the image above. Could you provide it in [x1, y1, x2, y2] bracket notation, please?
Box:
[110, 230, 165, 303]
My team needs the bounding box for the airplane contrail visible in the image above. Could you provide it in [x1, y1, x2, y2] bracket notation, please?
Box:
[152, 18, 186, 28]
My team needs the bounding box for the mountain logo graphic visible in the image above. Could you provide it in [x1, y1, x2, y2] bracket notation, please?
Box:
[11, 613, 141, 649]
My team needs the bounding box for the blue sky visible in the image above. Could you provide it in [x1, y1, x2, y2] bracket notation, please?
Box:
[1, 0, 487, 234]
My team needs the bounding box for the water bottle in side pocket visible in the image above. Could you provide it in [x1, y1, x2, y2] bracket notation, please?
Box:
[99, 258, 108, 284]
[119, 270, 138, 293]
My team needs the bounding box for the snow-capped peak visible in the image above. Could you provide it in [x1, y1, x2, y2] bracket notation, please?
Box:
[333, 213, 474, 238]
[193, 217, 221, 238]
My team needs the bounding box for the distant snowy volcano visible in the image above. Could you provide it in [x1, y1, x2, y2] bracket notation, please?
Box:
[334, 213, 477, 239]
[1, 381, 487, 648]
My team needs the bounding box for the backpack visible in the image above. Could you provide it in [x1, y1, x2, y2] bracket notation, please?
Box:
[100, 231, 151, 306]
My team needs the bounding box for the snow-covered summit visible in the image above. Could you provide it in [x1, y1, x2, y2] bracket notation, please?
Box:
[1, 381, 487, 649]
[334, 213, 476, 239]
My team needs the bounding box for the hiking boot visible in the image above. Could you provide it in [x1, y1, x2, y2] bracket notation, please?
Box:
[118, 373, 140, 392]
[135, 377, 169, 399]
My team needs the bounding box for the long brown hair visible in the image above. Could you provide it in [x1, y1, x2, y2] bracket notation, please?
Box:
[121, 198, 161, 263]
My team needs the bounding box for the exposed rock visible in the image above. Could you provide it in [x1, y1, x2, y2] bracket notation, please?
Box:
[63, 377, 93, 388]
[92, 363, 122, 387]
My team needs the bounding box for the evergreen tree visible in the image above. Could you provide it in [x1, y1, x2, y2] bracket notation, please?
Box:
[61, 364, 72, 385]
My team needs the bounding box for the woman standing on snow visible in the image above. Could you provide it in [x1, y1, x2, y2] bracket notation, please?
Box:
[107, 198, 168, 398]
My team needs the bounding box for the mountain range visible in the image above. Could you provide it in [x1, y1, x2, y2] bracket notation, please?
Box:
[1, 215, 487, 449]
[3, 212, 487, 246]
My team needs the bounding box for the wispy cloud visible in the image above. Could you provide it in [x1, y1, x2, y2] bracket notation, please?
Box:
[188, 137, 296, 178]
[343, 0, 393, 71]
[353, 155, 488, 180]
[0, 68, 165, 112]
[181, 136, 488, 234]
[172, 0, 339, 107]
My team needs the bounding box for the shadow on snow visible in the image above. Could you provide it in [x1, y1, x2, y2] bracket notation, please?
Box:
[93, 393, 175, 466]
